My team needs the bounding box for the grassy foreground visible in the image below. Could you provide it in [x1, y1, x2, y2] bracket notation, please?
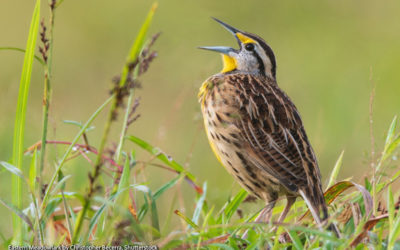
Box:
[1, 1, 400, 249]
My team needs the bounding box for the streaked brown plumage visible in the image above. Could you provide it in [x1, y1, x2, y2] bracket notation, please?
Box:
[198, 18, 336, 232]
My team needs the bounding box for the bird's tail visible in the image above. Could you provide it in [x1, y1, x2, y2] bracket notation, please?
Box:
[299, 188, 340, 237]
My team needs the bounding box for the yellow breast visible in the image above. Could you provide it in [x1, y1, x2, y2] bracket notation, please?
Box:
[198, 80, 226, 167]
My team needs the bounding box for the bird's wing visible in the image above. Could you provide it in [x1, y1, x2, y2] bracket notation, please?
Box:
[227, 74, 321, 193]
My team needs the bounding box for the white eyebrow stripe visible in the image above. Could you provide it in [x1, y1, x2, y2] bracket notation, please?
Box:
[255, 44, 273, 78]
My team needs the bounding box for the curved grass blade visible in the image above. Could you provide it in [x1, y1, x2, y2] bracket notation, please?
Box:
[223, 189, 248, 222]
[350, 214, 388, 247]
[174, 210, 200, 231]
[149, 193, 160, 239]
[86, 184, 148, 242]
[0, 197, 33, 231]
[383, 116, 397, 154]
[11, 0, 41, 243]
[287, 230, 303, 250]
[50, 174, 72, 196]
[126, 135, 198, 183]
[376, 116, 398, 172]
[0, 47, 45, 66]
[327, 151, 344, 189]
[153, 174, 182, 200]
[192, 182, 207, 226]
[117, 2, 158, 87]
[0, 161, 26, 181]
[382, 134, 400, 162]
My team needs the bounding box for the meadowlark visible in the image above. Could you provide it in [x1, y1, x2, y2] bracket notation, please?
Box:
[198, 18, 335, 231]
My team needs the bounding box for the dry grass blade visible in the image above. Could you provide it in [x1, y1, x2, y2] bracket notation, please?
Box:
[174, 210, 200, 231]
[350, 214, 388, 247]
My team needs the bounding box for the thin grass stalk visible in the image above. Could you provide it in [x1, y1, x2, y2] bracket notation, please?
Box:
[39, 0, 57, 187]
[29, 148, 44, 245]
[108, 86, 136, 199]
[72, 98, 117, 244]
[61, 188, 73, 242]
[369, 68, 377, 214]
[115, 88, 135, 164]
[31, 193, 44, 245]
[11, 0, 41, 244]
[112, 70, 138, 196]
[72, 5, 157, 243]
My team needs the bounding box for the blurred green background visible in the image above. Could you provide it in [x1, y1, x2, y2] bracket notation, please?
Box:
[1, 0, 400, 238]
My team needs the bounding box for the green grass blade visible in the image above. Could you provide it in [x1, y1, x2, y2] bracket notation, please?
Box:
[383, 189, 395, 250]
[208, 243, 235, 250]
[117, 157, 131, 194]
[388, 186, 394, 231]
[86, 185, 144, 242]
[224, 189, 248, 222]
[0, 47, 45, 65]
[153, 174, 182, 200]
[0, 197, 33, 231]
[389, 213, 400, 249]
[126, 135, 197, 182]
[289, 225, 341, 243]
[382, 134, 400, 161]
[149, 193, 160, 238]
[41, 197, 62, 229]
[11, 0, 40, 244]
[327, 150, 344, 188]
[138, 194, 150, 222]
[377, 116, 398, 172]
[114, 2, 158, 162]
[50, 174, 72, 195]
[192, 182, 207, 226]
[384, 116, 397, 152]
[288, 230, 303, 250]
[28, 148, 37, 192]
[118, 2, 158, 87]
[0, 161, 26, 181]
[115, 157, 131, 207]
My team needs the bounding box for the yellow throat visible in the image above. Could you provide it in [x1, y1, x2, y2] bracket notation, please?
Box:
[221, 54, 237, 73]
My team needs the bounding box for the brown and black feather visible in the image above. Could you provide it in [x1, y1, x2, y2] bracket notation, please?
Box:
[199, 72, 329, 220]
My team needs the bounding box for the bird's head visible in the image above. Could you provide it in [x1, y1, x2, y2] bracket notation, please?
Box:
[199, 18, 276, 79]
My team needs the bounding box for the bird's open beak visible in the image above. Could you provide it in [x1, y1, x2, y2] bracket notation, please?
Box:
[198, 18, 243, 54]
[198, 18, 248, 73]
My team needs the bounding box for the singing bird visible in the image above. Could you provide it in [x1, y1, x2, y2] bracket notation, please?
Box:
[198, 18, 335, 231]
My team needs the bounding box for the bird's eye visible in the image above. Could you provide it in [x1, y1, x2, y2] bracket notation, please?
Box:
[245, 43, 255, 51]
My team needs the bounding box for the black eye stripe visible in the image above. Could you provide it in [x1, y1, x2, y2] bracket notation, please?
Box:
[252, 50, 265, 77]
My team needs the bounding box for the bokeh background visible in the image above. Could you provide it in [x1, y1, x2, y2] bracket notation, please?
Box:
[1, 0, 400, 238]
